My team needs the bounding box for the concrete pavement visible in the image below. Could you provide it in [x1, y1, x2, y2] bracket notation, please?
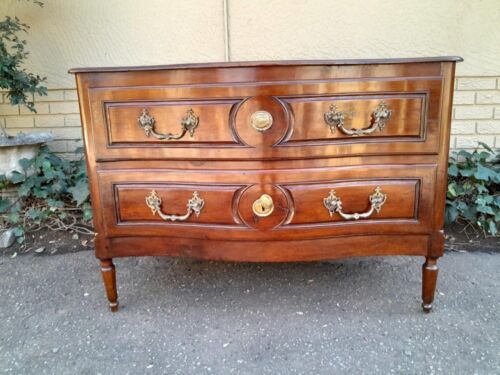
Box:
[0, 251, 499, 374]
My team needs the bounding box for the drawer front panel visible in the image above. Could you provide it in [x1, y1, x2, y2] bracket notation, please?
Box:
[286, 179, 418, 225]
[88, 77, 443, 160]
[106, 100, 240, 146]
[98, 165, 436, 240]
[115, 183, 243, 225]
[284, 94, 425, 144]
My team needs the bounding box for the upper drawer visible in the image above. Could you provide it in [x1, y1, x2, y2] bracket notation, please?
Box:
[86, 77, 445, 161]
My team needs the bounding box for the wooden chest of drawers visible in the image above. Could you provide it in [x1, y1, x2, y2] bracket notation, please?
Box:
[70, 57, 462, 312]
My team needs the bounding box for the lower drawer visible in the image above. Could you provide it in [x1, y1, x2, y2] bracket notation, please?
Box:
[97, 165, 436, 241]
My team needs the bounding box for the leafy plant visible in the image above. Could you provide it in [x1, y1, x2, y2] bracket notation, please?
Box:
[446, 143, 500, 236]
[0, 146, 92, 244]
[0, 0, 46, 113]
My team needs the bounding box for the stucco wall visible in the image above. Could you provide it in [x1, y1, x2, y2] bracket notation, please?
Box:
[1, 0, 499, 154]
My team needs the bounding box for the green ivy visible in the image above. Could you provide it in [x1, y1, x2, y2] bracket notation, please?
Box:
[0, 1, 47, 113]
[446, 143, 500, 236]
[0, 146, 91, 244]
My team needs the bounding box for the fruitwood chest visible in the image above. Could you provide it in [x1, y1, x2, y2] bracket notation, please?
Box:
[70, 57, 461, 312]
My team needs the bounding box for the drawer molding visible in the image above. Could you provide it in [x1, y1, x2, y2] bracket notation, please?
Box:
[276, 92, 429, 147]
[103, 98, 249, 148]
[112, 182, 249, 229]
[280, 177, 423, 229]
[102, 168, 431, 238]
[89, 78, 441, 161]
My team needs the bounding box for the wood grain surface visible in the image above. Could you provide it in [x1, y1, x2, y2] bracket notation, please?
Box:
[72, 58, 459, 311]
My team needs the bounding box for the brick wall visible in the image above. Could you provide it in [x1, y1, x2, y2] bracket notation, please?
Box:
[1, 77, 500, 157]
[452, 76, 500, 150]
[0, 89, 82, 157]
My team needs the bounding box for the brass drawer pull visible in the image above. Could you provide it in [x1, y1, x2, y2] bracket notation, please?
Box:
[138, 108, 199, 140]
[145, 190, 204, 221]
[323, 187, 387, 220]
[252, 194, 274, 217]
[324, 102, 392, 136]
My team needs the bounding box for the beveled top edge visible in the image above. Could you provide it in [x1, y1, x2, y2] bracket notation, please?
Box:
[69, 56, 463, 74]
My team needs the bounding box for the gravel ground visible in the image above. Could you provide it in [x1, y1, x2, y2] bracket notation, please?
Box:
[0, 250, 499, 374]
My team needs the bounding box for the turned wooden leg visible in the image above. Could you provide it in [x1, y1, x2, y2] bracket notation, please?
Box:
[100, 259, 119, 312]
[422, 257, 439, 313]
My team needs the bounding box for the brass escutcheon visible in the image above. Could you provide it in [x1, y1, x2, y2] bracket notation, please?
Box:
[250, 110, 273, 132]
[252, 194, 274, 217]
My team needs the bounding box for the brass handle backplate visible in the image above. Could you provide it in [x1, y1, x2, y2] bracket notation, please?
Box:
[323, 187, 387, 220]
[145, 190, 204, 221]
[324, 101, 392, 136]
[138, 108, 199, 140]
[250, 110, 273, 132]
[252, 194, 274, 217]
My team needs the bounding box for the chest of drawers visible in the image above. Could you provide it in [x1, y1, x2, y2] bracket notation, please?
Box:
[70, 57, 461, 312]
